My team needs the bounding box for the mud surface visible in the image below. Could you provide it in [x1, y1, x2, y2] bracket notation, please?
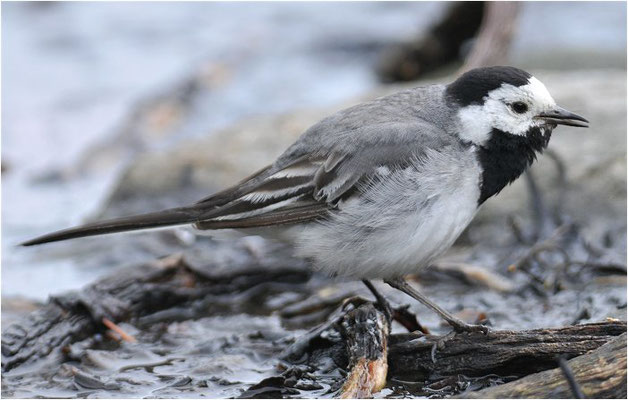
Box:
[2, 234, 626, 398]
[3, 72, 626, 397]
[2, 2, 627, 398]
[2, 314, 306, 398]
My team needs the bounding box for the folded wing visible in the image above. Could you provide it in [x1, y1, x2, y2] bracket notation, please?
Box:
[22, 121, 451, 245]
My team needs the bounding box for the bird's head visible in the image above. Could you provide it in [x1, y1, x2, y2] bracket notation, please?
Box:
[446, 66, 588, 147]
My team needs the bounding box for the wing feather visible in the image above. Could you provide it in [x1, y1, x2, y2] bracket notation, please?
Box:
[22, 90, 459, 245]
[192, 121, 454, 230]
[195, 200, 327, 229]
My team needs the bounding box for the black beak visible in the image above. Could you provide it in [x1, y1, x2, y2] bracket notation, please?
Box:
[537, 106, 589, 128]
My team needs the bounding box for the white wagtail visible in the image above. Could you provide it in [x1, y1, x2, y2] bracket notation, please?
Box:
[22, 66, 589, 333]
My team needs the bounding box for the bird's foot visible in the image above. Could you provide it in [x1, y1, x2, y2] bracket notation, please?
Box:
[449, 320, 490, 335]
[430, 321, 490, 362]
[430, 330, 456, 363]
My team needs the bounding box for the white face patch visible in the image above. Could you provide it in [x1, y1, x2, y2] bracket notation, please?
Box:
[456, 76, 557, 145]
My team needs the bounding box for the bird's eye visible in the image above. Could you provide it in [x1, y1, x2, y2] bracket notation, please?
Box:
[511, 102, 529, 114]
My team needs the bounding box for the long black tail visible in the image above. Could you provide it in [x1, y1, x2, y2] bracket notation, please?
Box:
[20, 206, 203, 246]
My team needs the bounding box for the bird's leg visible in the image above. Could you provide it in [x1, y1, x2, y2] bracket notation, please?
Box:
[384, 277, 489, 334]
[362, 279, 393, 323]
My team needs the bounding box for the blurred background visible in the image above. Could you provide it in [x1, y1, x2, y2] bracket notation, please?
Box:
[2, 1, 625, 301]
[1, 2, 626, 398]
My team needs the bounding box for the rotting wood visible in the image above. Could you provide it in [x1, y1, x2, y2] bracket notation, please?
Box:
[456, 333, 627, 399]
[277, 299, 625, 397]
[338, 303, 390, 399]
[388, 321, 626, 379]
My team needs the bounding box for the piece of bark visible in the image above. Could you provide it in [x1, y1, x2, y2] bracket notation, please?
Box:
[388, 321, 627, 379]
[457, 333, 627, 398]
[338, 303, 390, 398]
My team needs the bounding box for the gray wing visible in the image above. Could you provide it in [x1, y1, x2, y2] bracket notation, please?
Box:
[21, 88, 458, 246]
[21, 120, 453, 246]
[194, 120, 453, 230]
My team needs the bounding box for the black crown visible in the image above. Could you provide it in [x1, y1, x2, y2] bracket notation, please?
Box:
[446, 66, 532, 107]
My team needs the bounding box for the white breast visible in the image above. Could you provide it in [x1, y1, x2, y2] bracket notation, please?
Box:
[294, 147, 481, 279]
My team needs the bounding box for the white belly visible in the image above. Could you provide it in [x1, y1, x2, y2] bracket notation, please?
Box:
[294, 148, 481, 279]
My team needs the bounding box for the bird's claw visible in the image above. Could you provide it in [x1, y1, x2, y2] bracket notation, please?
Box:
[451, 321, 490, 335]
[431, 330, 456, 363]
[430, 323, 489, 363]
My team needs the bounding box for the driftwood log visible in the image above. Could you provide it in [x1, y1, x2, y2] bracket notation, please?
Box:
[278, 299, 625, 397]
[457, 333, 627, 399]
[388, 321, 626, 379]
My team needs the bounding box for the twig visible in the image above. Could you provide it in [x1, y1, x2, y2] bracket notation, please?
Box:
[524, 170, 550, 242]
[508, 215, 533, 244]
[557, 356, 585, 399]
[544, 149, 569, 215]
[509, 223, 572, 271]
[393, 305, 430, 334]
[102, 317, 137, 343]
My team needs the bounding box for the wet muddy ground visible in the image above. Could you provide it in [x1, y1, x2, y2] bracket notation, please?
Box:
[2, 214, 626, 398]
[3, 68, 627, 397]
[2, 3, 626, 398]
[3, 68, 626, 396]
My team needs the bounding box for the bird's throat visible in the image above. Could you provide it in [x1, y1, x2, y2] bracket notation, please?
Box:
[476, 127, 552, 204]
